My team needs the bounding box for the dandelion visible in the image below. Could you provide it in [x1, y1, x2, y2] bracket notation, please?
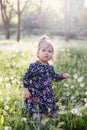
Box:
[80, 83, 85, 88]
[0, 77, 3, 84]
[5, 77, 9, 81]
[71, 108, 82, 116]
[6, 83, 11, 89]
[78, 76, 84, 82]
[84, 98, 87, 103]
[70, 85, 74, 89]
[84, 92, 87, 96]
[10, 77, 14, 80]
[73, 74, 78, 79]
[64, 83, 69, 88]
[4, 126, 12, 130]
[66, 92, 70, 96]
[21, 117, 27, 123]
[85, 103, 87, 108]
[0, 97, 3, 102]
[4, 105, 9, 110]
[0, 91, 2, 95]
[58, 110, 67, 115]
[6, 96, 10, 102]
[70, 96, 75, 100]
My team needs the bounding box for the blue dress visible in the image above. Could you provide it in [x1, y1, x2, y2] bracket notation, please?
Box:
[23, 61, 64, 115]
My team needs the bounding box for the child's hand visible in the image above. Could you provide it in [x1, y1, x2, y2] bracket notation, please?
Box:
[24, 88, 31, 98]
[63, 73, 70, 79]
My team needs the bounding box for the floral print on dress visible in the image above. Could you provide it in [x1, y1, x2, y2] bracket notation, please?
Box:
[23, 61, 65, 115]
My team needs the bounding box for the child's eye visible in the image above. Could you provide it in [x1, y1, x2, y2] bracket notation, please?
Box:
[48, 50, 52, 53]
[42, 49, 45, 52]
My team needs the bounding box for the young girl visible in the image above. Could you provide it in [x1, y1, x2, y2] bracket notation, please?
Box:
[23, 35, 70, 117]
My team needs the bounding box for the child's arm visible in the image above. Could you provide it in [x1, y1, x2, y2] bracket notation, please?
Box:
[51, 66, 70, 82]
[23, 63, 36, 98]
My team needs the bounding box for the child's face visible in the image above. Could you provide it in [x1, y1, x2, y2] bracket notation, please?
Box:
[38, 42, 53, 64]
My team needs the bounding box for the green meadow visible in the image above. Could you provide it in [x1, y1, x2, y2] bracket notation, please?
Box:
[0, 37, 87, 130]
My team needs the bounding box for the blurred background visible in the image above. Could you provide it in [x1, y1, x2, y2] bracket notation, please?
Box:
[0, 0, 87, 42]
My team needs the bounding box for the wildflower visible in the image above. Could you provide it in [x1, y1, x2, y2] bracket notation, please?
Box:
[6, 96, 10, 102]
[4, 105, 9, 110]
[4, 126, 12, 130]
[0, 77, 3, 84]
[71, 108, 82, 116]
[80, 83, 85, 88]
[0, 97, 3, 102]
[5, 77, 9, 81]
[64, 83, 69, 88]
[70, 96, 75, 100]
[73, 74, 78, 79]
[6, 83, 11, 89]
[84, 92, 87, 96]
[78, 76, 84, 82]
[85, 103, 87, 108]
[10, 77, 14, 80]
[70, 85, 74, 89]
[0, 91, 2, 95]
[58, 110, 67, 115]
[21, 117, 27, 123]
[84, 98, 87, 103]
[66, 92, 70, 96]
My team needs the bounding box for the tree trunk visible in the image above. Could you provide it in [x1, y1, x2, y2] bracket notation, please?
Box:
[17, 0, 21, 42]
[0, 0, 10, 39]
[65, 0, 72, 41]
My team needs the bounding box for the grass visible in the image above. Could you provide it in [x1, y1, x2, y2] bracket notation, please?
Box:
[0, 37, 87, 130]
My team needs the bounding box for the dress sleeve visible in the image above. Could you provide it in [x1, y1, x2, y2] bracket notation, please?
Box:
[23, 63, 36, 88]
[51, 66, 65, 82]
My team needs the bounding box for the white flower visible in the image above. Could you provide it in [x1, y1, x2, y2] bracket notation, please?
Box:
[5, 77, 9, 81]
[4, 126, 12, 130]
[0, 91, 2, 95]
[84, 92, 87, 96]
[70, 96, 75, 100]
[4, 105, 9, 110]
[70, 85, 74, 89]
[80, 83, 85, 88]
[66, 92, 70, 96]
[6, 83, 11, 89]
[21, 117, 27, 122]
[78, 76, 84, 82]
[64, 83, 69, 87]
[84, 98, 87, 103]
[0, 77, 3, 83]
[71, 108, 82, 116]
[6, 96, 10, 102]
[85, 103, 87, 108]
[0, 98, 3, 102]
[73, 74, 78, 79]
[10, 77, 14, 80]
[58, 110, 67, 115]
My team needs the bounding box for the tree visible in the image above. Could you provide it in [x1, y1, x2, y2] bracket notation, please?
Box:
[7, 0, 30, 41]
[0, 0, 12, 39]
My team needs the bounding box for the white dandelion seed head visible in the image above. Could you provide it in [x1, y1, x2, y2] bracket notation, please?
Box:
[4, 126, 12, 130]
[0, 97, 3, 102]
[6, 83, 11, 89]
[80, 83, 85, 88]
[73, 74, 78, 79]
[4, 105, 9, 110]
[6, 96, 10, 101]
[5, 77, 9, 81]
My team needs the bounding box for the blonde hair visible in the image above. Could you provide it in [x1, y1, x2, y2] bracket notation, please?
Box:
[37, 35, 54, 64]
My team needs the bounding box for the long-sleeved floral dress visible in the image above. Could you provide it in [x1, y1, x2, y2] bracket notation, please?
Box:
[23, 61, 65, 115]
